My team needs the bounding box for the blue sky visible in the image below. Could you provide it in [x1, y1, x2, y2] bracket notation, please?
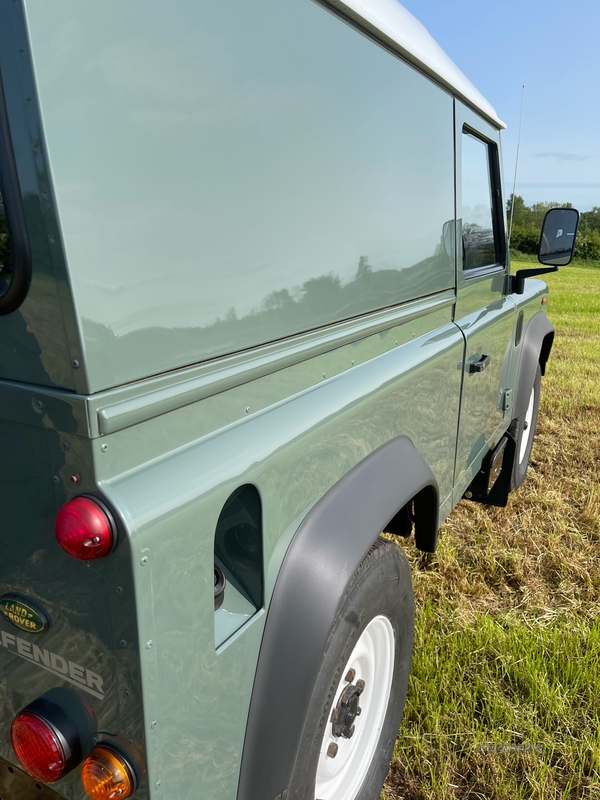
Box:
[401, 0, 600, 212]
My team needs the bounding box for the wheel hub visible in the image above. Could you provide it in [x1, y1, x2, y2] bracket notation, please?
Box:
[330, 679, 365, 739]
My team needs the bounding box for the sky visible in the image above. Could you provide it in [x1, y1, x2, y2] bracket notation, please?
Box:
[401, 0, 600, 212]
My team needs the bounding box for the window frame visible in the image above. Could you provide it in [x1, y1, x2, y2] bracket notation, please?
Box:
[460, 124, 506, 279]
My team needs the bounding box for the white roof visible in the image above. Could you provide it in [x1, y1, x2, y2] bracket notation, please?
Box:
[330, 0, 506, 129]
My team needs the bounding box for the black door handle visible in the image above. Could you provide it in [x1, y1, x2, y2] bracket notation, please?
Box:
[467, 354, 491, 374]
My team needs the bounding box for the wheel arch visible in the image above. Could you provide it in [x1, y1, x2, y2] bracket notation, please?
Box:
[513, 311, 554, 419]
[236, 435, 438, 800]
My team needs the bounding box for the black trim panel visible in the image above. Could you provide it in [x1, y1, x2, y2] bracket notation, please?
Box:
[0, 755, 66, 800]
[236, 436, 438, 800]
[0, 67, 31, 315]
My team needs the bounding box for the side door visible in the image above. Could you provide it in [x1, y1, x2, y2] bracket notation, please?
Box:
[453, 101, 516, 500]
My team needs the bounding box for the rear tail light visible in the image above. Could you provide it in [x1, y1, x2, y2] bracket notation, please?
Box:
[81, 744, 136, 800]
[10, 711, 67, 782]
[10, 689, 97, 783]
[55, 495, 116, 560]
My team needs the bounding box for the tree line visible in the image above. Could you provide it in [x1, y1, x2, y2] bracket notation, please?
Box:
[507, 195, 600, 260]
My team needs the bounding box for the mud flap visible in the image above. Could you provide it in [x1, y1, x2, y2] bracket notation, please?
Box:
[464, 433, 516, 507]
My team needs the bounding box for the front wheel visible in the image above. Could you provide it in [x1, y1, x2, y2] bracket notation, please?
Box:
[510, 364, 542, 489]
[288, 536, 414, 800]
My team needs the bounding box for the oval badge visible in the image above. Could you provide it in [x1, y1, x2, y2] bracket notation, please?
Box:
[0, 594, 49, 634]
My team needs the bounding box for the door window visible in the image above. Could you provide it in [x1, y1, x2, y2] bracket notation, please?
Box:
[461, 130, 500, 271]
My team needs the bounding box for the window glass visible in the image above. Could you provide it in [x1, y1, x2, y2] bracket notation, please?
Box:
[0, 187, 11, 285]
[462, 131, 497, 270]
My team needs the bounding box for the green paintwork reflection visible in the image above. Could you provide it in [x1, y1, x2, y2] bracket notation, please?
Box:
[24, 0, 454, 392]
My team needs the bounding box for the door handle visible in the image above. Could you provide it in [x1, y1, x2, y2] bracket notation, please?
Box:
[467, 354, 491, 374]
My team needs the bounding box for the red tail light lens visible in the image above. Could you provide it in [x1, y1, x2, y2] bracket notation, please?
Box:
[10, 711, 67, 782]
[55, 496, 116, 560]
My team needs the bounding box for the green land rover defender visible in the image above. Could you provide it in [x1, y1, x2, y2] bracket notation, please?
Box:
[0, 1, 579, 799]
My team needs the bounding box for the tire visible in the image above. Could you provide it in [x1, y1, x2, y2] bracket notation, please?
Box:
[510, 364, 542, 489]
[287, 536, 414, 800]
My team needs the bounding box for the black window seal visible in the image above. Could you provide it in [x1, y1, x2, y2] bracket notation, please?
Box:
[461, 125, 506, 277]
[0, 66, 32, 315]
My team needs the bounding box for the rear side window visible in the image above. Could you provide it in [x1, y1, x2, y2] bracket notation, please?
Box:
[461, 130, 501, 271]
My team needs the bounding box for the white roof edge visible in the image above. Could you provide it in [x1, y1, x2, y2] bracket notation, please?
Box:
[324, 0, 506, 130]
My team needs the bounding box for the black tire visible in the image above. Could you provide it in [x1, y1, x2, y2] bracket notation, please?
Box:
[510, 364, 542, 489]
[287, 536, 414, 800]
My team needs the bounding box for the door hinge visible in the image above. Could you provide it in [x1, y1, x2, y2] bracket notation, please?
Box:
[501, 388, 513, 413]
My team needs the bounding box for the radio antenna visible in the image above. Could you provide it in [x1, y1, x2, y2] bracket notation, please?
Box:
[508, 84, 525, 248]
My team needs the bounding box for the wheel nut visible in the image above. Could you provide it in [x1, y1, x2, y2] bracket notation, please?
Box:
[345, 669, 356, 683]
[356, 679, 365, 693]
[327, 742, 339, 759]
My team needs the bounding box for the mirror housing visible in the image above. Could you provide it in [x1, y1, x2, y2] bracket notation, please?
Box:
[508, 207, 580, 294]
[538, 207, 580, 266]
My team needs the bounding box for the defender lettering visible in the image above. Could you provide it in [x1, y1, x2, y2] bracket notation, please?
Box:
[0, 632, 105, 700]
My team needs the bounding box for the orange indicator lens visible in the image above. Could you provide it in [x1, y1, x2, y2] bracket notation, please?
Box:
[81, 745, 135, 800]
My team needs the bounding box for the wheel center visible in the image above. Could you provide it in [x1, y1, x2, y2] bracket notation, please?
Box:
[330, 676, 365, 739]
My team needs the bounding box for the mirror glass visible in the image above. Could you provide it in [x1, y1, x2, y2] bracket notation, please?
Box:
[538, 208, 579, 266]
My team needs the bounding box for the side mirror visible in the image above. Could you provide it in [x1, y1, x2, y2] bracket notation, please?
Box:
[508, 206, 580, 294]
[538, 207, 580, 267]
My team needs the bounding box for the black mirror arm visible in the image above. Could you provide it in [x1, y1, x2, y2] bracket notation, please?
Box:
[508, 265, 558, 296]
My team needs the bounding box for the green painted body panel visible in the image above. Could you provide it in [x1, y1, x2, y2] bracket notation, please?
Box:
[0, 2, 557, 799]
[97, 309, 464, 799]
[21, 0, 455, 393]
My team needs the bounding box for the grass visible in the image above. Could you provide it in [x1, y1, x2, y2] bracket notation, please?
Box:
[383, 262, 600, 800]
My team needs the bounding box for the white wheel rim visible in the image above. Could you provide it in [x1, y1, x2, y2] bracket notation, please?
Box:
[315, 615, 396, 800]
[518, 386, 535, 464]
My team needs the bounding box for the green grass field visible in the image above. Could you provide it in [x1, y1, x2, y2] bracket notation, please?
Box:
[384, 262, 600, 800]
